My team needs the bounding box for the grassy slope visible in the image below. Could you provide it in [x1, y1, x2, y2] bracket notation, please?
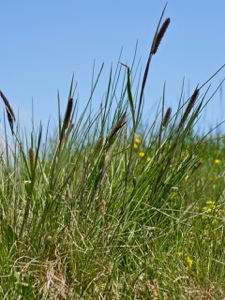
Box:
[0, 8, 225, 300]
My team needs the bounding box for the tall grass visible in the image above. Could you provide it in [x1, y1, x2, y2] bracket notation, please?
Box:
[0, 6, 225, 299]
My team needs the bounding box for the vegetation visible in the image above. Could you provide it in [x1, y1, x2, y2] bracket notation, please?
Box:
[0, 6, 225, 299]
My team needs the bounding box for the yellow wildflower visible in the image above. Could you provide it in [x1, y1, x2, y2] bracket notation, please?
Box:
[134, 143, 138, 149]
[147, 157, 151, 162]
[135, 137, 141, 144]
[139, 152, 145, 157]
[206, 200, 216, 207]
[215, 159, 221, 164]
[186, 256, 193, 268]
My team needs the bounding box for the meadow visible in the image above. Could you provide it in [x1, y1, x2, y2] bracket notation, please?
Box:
[1, 7, 225, 299]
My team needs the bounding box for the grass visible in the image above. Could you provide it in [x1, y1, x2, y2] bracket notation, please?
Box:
[1, 6, 225, 299]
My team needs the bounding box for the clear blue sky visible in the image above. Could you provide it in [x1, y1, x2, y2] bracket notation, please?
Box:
[1, 1, 225, 133]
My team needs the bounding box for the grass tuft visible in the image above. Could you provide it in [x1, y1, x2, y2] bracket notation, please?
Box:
[0, 6, 225, 299]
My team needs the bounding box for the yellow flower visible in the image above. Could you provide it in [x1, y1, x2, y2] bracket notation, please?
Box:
[215, 159, 221, 164]
[184, 175, 189, 181]
[139, 152, 145, 157]
[206, 200, 216, 207]
[147, 157, 151, 162]
[134, 143, 138, 149]
[186, 256, 193, 268]
[135, 137, 141, 144]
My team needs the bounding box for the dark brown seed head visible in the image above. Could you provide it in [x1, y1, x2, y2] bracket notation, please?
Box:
[178, 88, 200, 133]
[151, 18, 171, 55]
[6, 108, 14, 134]
[0, 91, 16, 121]
[162, 107, 172, 127]
[29, 148, 35, 172]
[63, 98, 73, 130]
[182, 88, 200, 123]
[186, 88, 199, 114]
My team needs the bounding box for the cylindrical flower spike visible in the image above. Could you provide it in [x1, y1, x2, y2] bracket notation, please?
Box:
[29, 148, 35, 173]
[162, 107, 172, 127]
[63, 98, 73, 130]
[151, 18, 171, 55]
[0, 91, 16, 121]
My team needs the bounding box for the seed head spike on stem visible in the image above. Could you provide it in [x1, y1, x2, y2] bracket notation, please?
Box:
[151, 18, 171, 55]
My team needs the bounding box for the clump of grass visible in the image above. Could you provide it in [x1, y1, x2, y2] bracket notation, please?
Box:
[0, 5, 225, 300]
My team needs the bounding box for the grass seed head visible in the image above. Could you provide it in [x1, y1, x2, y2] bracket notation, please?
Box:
[0, 91, 16, 134]
[6, 107, 15, 134]
[0, 90, 16, 121]
[63, 97, 73, 130]
[29, 148, 35, 172]
[162, 107, 172, 127]
[178, 87, 200, 132]
[185, 88, 199, 117]
[151, 18, 170, 55]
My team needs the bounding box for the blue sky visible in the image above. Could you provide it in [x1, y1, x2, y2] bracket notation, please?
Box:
[1, 1, 225, 133]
